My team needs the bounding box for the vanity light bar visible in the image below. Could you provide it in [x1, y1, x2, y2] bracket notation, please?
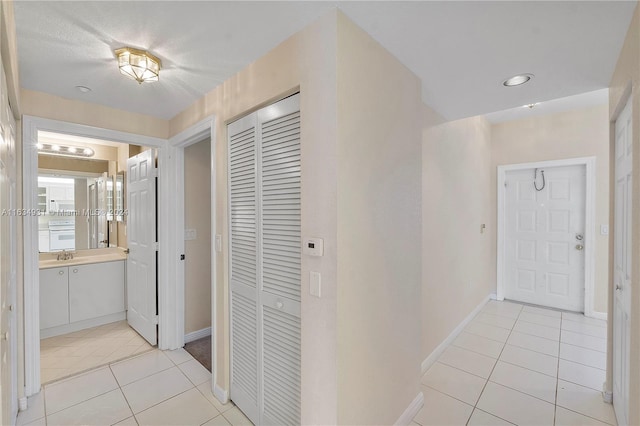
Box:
[37, 143, 95, 158]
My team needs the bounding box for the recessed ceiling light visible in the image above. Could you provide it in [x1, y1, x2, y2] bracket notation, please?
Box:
[75, 85, 92, 93]
[503, 74, 534, 87]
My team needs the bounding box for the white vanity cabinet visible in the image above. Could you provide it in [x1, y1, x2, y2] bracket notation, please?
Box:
[39, 267, 70, 329]
[69, 261, 125, 322]
[39, 260, 125, 336]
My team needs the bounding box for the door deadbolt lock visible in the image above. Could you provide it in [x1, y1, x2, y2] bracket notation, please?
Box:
[575, 244, 584, 251]
[576, 234, 584, 241]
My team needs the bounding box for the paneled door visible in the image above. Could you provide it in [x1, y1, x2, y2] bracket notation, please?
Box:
[505, 165, 586, 311]
[127, 150, 158, 345]
[613, 97, 632, 426]
[228, 93, 301, 425]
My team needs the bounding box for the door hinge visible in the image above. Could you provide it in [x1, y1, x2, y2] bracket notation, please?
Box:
[153, 242, 159, 251]
[153, 315, 159, 325]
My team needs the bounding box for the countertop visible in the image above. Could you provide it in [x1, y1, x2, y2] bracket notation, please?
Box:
[39, 248, 128, 270]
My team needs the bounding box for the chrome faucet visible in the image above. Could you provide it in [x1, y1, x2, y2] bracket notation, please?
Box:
[56, 250, 74, 261]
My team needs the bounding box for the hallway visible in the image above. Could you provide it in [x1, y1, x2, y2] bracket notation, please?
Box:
[17, 299, 612, 425]
[413, 300, 613, 425]
[17, 349, 251, 426]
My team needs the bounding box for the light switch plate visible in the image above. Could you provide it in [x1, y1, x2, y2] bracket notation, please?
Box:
[310, 271, 321, 298]
[303, 237, 324, 256]
[185, 229, 197, 240]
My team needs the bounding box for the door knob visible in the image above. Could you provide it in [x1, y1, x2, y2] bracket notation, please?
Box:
[276, 301, 284, 309]
[575, 244, 584, 251]
[2, 332, 8, 340]
[616, 284, 622, 291]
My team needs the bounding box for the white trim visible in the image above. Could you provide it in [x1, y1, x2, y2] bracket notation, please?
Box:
[421, 295, 490, 374]
[40, 312, 126, 339]
[589, 311, 608, 321]
[214, 383, 229, 404]
[21, 116, 174, 396]
[395, 392, 424, 426]
[167, 115, 217, 392]
[496, 157, 597, 315]
[185, 327, 212, 343]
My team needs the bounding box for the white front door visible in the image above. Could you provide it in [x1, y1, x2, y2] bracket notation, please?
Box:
[505, 165, 586, 311]
[127, 150, 158, 345]
[613, 97, 632, 426]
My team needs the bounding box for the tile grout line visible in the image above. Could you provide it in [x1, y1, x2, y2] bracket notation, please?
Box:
[467, 305, 522, 424]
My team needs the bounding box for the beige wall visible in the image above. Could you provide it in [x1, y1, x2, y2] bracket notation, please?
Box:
[21, 89, 169, 139]
[38, 156, 109, 174]
[335, 13, 422, 424]
[490, 105, 610, 314]
[184, 139, 212, 334]
[422, 115, 494, 359]
[171, 10, 425, 424]
[171, 11, 340, 424]
[609, 3, 640, 424]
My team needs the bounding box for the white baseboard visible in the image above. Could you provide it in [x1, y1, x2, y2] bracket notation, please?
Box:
[395, 392, 424, 426]
[185, 327, 212, 343]
[214, 383, 229, 404]
[40, 312, 126, 339]
[588, 311, 607, 321]
[421, 294, 491, 374]
[18, 397, 27, 411]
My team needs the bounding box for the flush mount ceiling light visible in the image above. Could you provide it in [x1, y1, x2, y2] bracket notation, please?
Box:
[38, 143, 94, 158]
[503, 73, 534, 87]
[114, 47, 161, 84]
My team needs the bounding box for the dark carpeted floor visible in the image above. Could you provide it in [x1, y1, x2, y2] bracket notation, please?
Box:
[184, 335, 212, 372]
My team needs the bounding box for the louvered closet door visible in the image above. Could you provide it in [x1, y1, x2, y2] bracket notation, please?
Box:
[257, 95, 301, 426]
[228, 113, 260, 423]
[228, 93, 301, 426]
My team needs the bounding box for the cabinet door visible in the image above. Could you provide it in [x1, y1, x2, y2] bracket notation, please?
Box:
[39, 267, 69, 329]
[69, 261, 125, 323]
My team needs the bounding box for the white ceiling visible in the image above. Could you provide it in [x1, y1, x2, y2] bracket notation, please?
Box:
[14, 1, 637, 121]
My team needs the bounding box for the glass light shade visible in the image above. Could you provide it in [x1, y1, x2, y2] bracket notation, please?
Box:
[115, 47, 161, 84]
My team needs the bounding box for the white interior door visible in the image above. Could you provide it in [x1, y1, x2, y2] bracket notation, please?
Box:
[613, 97, 632, 426]
[127, 150, 158, 345]
[505, 164, 586, 311]
[0, 67, 17, 424]
[228, 94, 301, 425]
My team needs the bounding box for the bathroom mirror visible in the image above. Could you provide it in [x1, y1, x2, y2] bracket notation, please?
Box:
[115, 172, 124, 222]
[37, 159, 119, 252]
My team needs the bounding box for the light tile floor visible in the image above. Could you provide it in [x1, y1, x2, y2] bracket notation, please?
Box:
[413, 300, 614, 426]
[24, 300, 612, 426]
[18, 348, 251, 426]
[40, 321, 154, 384]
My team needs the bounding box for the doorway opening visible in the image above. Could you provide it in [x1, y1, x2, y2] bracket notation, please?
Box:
[181, 137, 213, 372]
[497, 157, 597, 316]
[35, 131, 157, 384]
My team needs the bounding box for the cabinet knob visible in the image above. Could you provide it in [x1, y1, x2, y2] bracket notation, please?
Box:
[73, 269, 78, 273]
[58, 270, 64, 275]
[276, 301, 284, 309]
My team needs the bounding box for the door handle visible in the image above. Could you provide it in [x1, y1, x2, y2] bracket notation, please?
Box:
[616, 284, 622, 291]
[575, 244, 584, 251]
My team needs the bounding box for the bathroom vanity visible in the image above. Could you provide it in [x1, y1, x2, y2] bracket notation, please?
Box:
[39, 248, 127, 338]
